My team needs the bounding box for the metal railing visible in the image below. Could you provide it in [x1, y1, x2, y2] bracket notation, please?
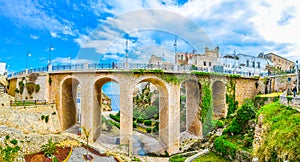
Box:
[7, 62, 291, 78]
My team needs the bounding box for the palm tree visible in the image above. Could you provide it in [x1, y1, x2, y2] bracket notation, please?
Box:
[81, 127, 94, 161]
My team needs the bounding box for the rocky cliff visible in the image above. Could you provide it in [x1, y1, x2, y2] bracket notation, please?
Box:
[101, 92, 112, 111]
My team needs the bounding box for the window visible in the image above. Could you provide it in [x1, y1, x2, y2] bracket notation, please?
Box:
[257, 62, 260, 68]
[246, 60, 249, 67]
[209, 62, 211, 66]
[204, 61, 206, 66]
[252, 61, 255, 68]
[181, 55, 183, 60]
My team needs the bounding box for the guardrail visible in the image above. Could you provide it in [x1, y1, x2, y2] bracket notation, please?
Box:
[7, 62, 282, 78]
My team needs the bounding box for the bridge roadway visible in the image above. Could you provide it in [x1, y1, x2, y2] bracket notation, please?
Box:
[7, 63, 259, 155]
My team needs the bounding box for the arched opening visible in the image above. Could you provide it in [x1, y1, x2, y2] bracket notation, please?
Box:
[61, 78, 80, 131]
[132, 78, 168, 155]
[212, 81, 226, 119]
[180, 80, 202, 139]
[94, 78, 120, 146]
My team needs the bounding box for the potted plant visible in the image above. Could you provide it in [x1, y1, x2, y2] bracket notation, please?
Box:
[41, 138, 58, 160]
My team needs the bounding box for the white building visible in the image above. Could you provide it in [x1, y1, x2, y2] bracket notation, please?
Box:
[221, 53, 269, 76]
[0, 62, 6, 75]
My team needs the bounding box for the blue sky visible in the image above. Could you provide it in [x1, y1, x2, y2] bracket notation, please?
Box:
[0, 0, 300, 73]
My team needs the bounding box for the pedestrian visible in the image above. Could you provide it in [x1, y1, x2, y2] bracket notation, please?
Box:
[292, 86, 297, 97]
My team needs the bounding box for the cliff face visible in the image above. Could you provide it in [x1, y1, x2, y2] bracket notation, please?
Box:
[101, 92, 112, 111]
[254, 102, 300, 161]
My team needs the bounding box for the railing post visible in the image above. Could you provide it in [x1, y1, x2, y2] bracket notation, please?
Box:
[48, 64, 52, 72]
[84, 63, 89, 70]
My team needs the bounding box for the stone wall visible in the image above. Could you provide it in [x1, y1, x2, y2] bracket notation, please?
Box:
[235, 78, 259, 107]
[0, 92, 14, 108]
[13, 73, 48, 101]
[0, 104, 61, 134]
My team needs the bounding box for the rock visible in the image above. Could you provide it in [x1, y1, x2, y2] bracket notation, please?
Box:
[101, 93, 112, 112]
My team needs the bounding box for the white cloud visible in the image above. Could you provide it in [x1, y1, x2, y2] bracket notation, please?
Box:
[0, 1, 77, 37]
[51, 57, 96, 65]
[30, 34, 39, 40]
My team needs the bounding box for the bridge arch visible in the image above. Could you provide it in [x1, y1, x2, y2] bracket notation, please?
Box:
[180, 79, 202, 137]
[60, 77, 81, 131]
[212, 80, 227, 119]
[93, 77, 120, 142]
[134, 76, 170, 152]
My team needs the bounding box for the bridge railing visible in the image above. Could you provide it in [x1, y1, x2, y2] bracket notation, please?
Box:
[52, 64, 85, 71]
[7, 62, 291, 78]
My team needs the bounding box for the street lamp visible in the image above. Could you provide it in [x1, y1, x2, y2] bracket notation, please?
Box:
[296, 60, 299, 93]
[26, 51, 31, 70]
[69, 56, 71, 64]
[48, 44, 54, 65]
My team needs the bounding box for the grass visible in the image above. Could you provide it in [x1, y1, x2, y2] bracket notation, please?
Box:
[256, 101, 300, 161]
[257, 92, 282, 98]
[193, 152, 230, 162]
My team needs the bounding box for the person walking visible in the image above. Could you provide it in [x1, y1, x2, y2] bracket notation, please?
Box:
[292, 86, 297, 97]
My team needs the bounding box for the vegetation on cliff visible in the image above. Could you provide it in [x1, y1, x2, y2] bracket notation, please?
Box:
[255, 101, 300, 161]
[213, 99, 257, 160]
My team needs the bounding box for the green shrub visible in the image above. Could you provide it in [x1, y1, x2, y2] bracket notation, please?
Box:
[0, 135, 21, 162]
[14, 88, 19, 93]
[153, 125, 159, 132]
[109, 114, 120, 122]
[41, 138, 58, 157]
[133, 121, 138, 128]
[18, 81, 24, 94]
[146, 128, 152, 133]
[214, 120, 225, 128]
[144, 120, 152, 126]
[214, 135, 237, 159]
[26, 82, 35, 96]
[223, 118, 242, 135]
[109, 120, 120, 129]
[137, 117, 144, 123]
[153, 114, 159, 120]
[236, 99, 256, 125]
[35, 84, 40, 93]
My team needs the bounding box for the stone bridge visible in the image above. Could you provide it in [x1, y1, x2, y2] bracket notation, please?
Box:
[7, 68, 259, 154]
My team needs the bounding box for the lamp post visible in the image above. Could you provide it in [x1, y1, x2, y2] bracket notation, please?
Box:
[48, 44, 54, 65]
[26, 51, 31, 70]
[296, 60, 299, 93]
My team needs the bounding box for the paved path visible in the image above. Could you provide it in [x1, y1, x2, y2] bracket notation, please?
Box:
[68, 147, 116, 162]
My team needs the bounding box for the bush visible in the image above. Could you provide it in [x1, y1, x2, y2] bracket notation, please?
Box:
[133, 121, 138, 128]
[214, 120, 225, 128]
[144, 120, 152, 126]
[26, 82, 35, 96]
[153, 125, 159, 132]
[18, 81, 24, 94]
[153, 114, 159, 120]
[0, 135, 21, 162]
[223, 118, 242, 135]
[41, 138, 58, 157]
[109, 114, 120, 122]
[214, 135, 237, 159]
[109, 120, 120, 129]
[137, 117, 144, 123]
[146, 128, 152, 133]
[35, 84, 40, 93]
